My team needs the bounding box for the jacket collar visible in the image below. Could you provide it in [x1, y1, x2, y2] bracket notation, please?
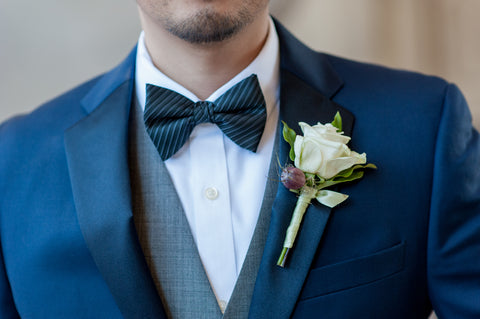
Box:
[80, 47, 137, 114]
[65, 46, 167, 318]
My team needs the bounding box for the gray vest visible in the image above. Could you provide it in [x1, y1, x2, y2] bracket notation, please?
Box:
[128, 102, 278, 318]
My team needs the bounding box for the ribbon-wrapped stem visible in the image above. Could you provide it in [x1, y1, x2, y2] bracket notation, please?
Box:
[277, 186, 317, 267]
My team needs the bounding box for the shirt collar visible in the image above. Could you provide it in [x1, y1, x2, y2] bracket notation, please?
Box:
[135, 18, 280, 114]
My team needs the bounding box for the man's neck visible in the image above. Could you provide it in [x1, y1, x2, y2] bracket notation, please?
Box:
[139, 11, 270, 100]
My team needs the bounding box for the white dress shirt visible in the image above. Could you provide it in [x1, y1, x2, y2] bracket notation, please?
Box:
[135, 18, 280, 311]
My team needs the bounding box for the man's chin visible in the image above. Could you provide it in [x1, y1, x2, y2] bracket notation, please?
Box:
[165, 9, 251, 44]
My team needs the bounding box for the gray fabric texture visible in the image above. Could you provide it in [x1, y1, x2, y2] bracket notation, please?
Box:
[129, 101, 222, 319]
[128, 100, 279, 318]
[222, 131, 279, 318]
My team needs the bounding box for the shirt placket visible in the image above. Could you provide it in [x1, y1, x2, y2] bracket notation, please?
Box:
[189, 124, 237, 307]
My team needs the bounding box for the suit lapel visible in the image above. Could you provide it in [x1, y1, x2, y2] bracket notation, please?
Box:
[248, 21, 354, 318]
[64, 49, 167, 319]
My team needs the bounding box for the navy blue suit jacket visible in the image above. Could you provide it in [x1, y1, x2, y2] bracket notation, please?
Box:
[1, 21, 479, 318]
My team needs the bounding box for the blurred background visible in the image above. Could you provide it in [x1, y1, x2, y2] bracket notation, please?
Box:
[0, 0, 479, 131]
[2, 0, 478, 317]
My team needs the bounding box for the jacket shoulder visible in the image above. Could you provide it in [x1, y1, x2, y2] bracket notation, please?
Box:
[0, 46, 136, 166]
[325, 53, 449, 96]
[0, 75, 101, 138]
[0, 75, 104, 171]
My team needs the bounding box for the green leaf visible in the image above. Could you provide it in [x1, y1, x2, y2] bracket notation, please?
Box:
[331, 111, 342, 132]
[332, 170, 365, 183]
[333, 163, 377, 180]
[317, 171, 365, 190]
[282, 121, 298, 161]
[334, 165, 356, 179]
[316, 162, 377, 190]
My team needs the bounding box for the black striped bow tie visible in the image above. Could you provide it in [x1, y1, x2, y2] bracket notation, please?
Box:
[144, 74, 267, 161]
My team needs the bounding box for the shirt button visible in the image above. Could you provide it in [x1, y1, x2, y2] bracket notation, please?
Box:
[205, 187, 219, 200]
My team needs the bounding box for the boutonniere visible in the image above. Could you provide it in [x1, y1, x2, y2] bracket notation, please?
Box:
[277, 112, 376, 267]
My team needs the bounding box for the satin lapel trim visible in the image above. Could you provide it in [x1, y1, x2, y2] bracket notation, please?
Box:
[248, 69, 354, 319]
[64, 80, 166, 318]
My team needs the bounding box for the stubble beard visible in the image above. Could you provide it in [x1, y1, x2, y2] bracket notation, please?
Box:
[164, 7, 254, 44]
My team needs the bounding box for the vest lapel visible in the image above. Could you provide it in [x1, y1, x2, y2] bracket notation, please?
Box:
[222, 126, 279, 318]
[129, 101, 222, 319]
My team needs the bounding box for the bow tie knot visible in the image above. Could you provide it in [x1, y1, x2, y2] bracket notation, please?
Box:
[193, 101, 215, 125]
[144, 74, 267, 160]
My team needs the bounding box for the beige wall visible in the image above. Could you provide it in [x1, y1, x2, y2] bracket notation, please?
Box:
[0, 0, 141, 122]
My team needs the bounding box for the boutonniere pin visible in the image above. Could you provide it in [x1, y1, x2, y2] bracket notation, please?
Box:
[277, 112, 376, 267]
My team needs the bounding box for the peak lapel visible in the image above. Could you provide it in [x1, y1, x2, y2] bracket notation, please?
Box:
[249, 21, 354, 319]
[64, 48, 166, 319]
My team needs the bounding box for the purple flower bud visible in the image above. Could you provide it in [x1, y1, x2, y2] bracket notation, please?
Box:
[281, 166, 306, 190]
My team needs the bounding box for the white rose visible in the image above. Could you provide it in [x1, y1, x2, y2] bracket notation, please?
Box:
[294, 122, 366, 179]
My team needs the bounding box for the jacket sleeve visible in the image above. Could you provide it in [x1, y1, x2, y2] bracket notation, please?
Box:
[428, 83, 480, 318]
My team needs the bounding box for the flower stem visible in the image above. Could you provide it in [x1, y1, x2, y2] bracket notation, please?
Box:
[277, 248, 289, 267]
[277, 186, 317, 267]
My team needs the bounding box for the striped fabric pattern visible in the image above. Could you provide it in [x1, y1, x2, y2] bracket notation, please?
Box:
[144, 74, 267, 160]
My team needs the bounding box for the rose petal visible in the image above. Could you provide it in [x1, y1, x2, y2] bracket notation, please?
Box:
[312, 138, 349, 161]
[321, 153, 367, 179]
[300, 122, 350, 144]
[294, 137, 324, 174]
